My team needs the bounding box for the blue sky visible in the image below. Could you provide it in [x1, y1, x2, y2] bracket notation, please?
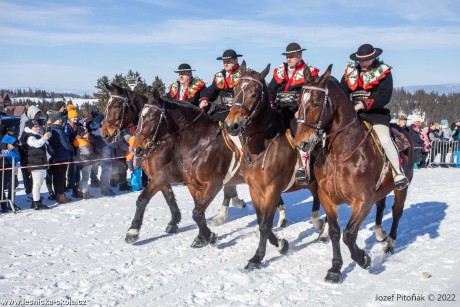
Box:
[1, 0, 459, 95]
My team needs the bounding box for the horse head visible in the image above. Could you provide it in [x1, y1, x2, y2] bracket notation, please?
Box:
[224, 63, 271, 136]
[294, 64, 334, 152]
[101, 83, 144, 143]
[132, 89, 167, 157]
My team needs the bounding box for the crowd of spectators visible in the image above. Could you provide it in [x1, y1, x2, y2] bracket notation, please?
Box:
[397, 116, 460, 168]
[1, 101, 145, 213]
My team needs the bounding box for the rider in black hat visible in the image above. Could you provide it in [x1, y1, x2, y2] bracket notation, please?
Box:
[166, 63, 207, 107]
[268, 42, 319, 185]
[198, 49, 244, 122]
[341, 43, 409, 190]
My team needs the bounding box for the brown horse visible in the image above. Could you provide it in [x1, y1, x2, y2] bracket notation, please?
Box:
[224, 64, 324, 270]
[100, 84, 246, 241]
[294, 65, 414, 283]
[131, 91, 249, 247]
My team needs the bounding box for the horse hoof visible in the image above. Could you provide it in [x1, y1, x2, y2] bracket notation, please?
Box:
[125, 229, 140, 244]
[191, 235, 207, 248]
[208, 232, 217, 246]
[316, 236, 329, 244]
[324, 270, 342, 283]
[278, 239, 289, 255]
[384, 246, 394, 255]
[165, 224, 178, 234]
[244, 262, 260, 271]
[231, 197, 246, 209]
[278, 219, 289, 229]
[210, 217, 225, 227]
[360, 253, 372, 270]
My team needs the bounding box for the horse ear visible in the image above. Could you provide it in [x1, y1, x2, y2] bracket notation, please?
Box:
[260, 64, 271, 79]
[104, 82, 113, 92]
[319, 64, 333, 85]
[303, 65, 312, 84]
[240, 60, 247, 72]
[151, 88, 161, 102]
[112, 83, 124, 95]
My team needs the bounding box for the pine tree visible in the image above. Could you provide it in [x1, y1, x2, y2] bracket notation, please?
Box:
[152, 76, 166, 97]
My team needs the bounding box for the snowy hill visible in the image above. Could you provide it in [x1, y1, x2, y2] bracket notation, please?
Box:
[11, 97, 99, 107]
[1, 168, 459, 306]
[399, 83, 460, 95]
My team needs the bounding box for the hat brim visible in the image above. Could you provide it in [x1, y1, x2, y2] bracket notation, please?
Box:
[350, 48, 383, 61]
[174, 69, 195, 73]
[216, 54, 243, 60]
[281, 48, 306, 55]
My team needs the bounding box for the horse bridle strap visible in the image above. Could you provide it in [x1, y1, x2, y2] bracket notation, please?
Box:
[104, 94, 132, 129]
[232, 76, 265, 133]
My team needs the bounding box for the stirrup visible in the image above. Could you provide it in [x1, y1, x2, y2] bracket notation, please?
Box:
[295, 169, 307, 181]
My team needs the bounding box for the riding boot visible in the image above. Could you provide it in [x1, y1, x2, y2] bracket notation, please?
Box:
[373, 124, 409, 190]
[295, 149, 309, 188]
[32, 200, 50, 210]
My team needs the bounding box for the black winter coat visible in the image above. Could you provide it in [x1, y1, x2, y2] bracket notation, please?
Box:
[48, 124, 74, 162]
[22, 133, 48, 170]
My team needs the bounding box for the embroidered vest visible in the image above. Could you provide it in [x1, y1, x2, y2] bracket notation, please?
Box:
[273, 61, 319, 88]
[344, 62, 392, 91]
[214, 66, 243, 89]
[168, 78, 206, 100]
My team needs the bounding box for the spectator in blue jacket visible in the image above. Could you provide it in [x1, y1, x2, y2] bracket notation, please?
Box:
[48, 112, 74, 204]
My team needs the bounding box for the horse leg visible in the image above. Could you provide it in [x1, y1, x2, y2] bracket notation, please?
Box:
[374, 197, 388, 242]
[384, 189, 407, 254]
[210, 185, 237, 227]
[309, 181, 325, 231]
[342, 202, 373, 270]
[190, 185, 220, 248]
[276, 196, 289, 228]
[125, 182, 162, 243]
[246, 193, 288, 271]
[227, 184, 246, 209]
[161, 184, 181, 234]
[321, 195, 343, 283]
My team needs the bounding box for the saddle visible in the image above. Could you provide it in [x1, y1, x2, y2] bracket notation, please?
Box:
[363, 121, 410, 153]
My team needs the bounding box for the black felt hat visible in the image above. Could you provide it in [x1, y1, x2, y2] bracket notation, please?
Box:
[350, 44, 383, 61]
[216, 49, 243, 60]
[174, 63, 196, 73]
[281, 42, 306, 55]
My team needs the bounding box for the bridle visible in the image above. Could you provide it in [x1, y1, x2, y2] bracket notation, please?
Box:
[136, 101, 204, 157]
[231, 76, 264, 133]
[296, 84, 357, 150]
[136, 103, 167, 154]
[104, 94, 133, 130]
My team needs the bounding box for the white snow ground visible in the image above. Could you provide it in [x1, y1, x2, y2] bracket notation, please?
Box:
[1, 168, 459, 306]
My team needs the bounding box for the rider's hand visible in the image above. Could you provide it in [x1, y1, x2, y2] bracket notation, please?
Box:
[354, 103, 364, 112]
[199, 100, 209, 109]
[294, 111, 299, 118]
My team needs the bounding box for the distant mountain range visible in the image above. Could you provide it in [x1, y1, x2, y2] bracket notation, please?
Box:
[398, 83, 460, 95]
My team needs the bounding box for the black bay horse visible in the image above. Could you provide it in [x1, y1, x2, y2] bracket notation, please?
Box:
[100, 84, 245, 240]
[131, 92, 249, 247]
[224, 64, 324, 270]
[294, 65, 414, 283]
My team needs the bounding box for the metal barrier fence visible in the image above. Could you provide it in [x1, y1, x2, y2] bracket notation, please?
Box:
[427, 140, 460, 167]
[1, 156, 16, 213]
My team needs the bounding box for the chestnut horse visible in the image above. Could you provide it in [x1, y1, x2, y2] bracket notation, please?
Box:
[224, 64, 323, 270]
[131, 92, 249, 247]
[100, 84, 245, 241]
[294, 65, 414, 283]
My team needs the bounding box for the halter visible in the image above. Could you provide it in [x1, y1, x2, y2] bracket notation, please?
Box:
[104, 94, 132, 130]
[231, 76, 264, 133]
